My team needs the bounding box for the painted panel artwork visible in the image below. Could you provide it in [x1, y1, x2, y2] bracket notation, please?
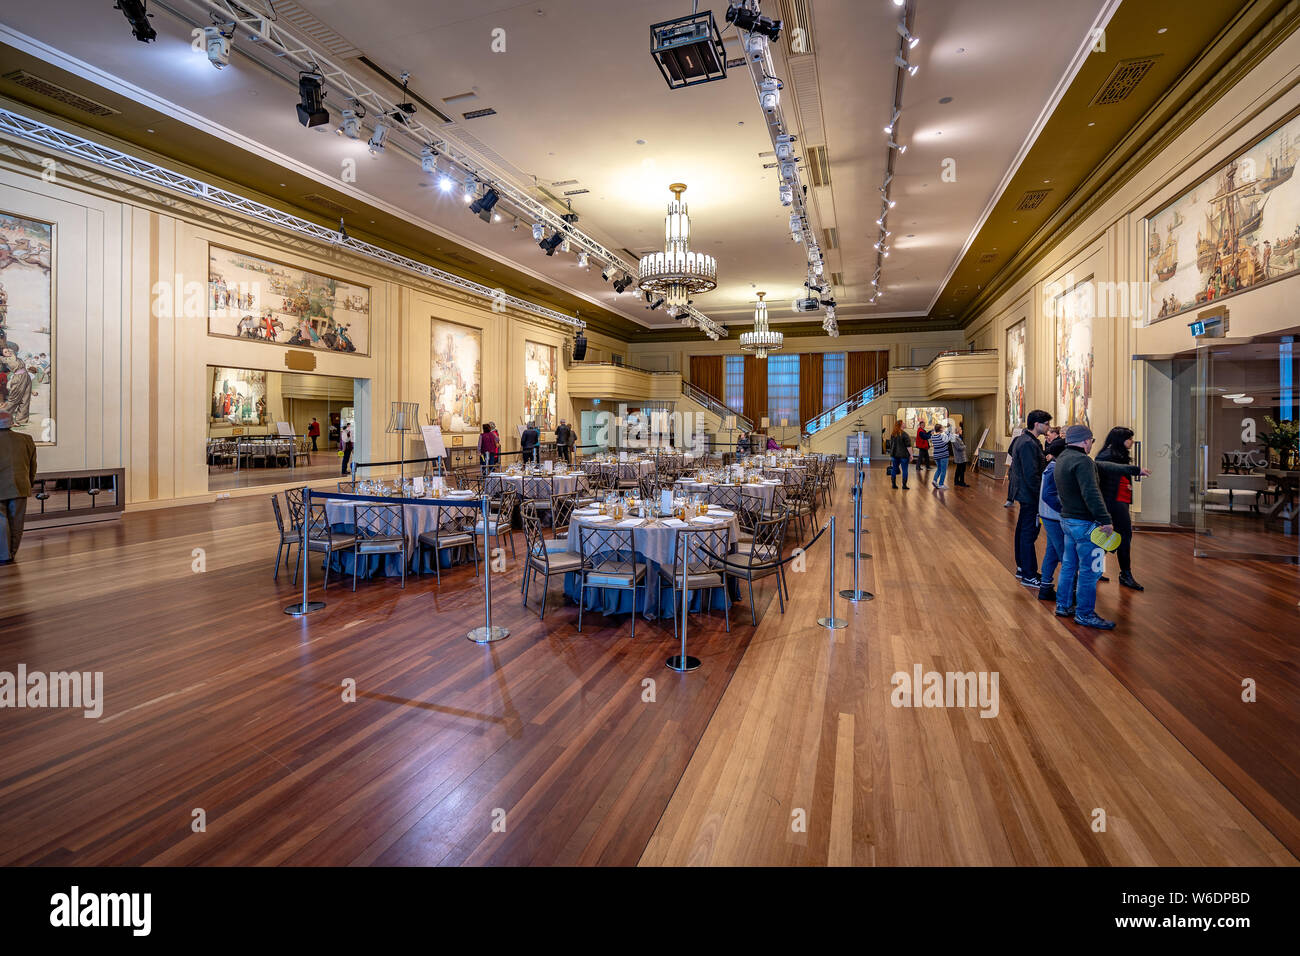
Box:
[430, 319, 481, 431]
[1148, 113, 1300, 320]
[208, 246, 369, 354]
[523, 340, 557, 431]
[1005, 320, 1026, 436]
[1053, 280, 1093, 430]
[897, 407, 950, 433]
[211, 367, 268, 426]
[0, 213, 54, 443]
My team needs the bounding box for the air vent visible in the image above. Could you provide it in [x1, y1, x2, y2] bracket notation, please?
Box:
[301, 193, 355, 217]
[805, 145, 831, 187]
[2, 70, 118, 117]
[563, 188, 589, 196]
[978, 252, 997, 264]
[830, 271, 844, 287]
[462, 108, 497, 120]
[275, 0, 363, 58]
[1090, 56, 1160, 106]
[1015, 189, 1051, 211]
[821, 227, 839, 250]
[442, 251, 476, 266]
[780, 0, 815, 55]
[551, 179, 579, 187]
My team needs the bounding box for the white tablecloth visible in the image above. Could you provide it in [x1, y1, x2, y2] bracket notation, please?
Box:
[674, 479, 782, 509]
[486, 473, 583, 497]
[324, 494, 483, 575]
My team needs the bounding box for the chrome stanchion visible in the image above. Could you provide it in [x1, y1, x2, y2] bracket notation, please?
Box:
[285, 485, 325, 616]
[840, 473, 874, 602]
[468, 494, 510, 643]
[818, 517, 847, 629]
[845, 468, 872, 558]
[667, 566, 700, 672]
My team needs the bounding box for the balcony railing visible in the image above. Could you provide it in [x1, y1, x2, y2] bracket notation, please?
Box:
[681, 380, 753, 432]
[803, 377, 889, 438]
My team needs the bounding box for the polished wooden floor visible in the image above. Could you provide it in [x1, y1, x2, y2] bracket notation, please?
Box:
[0, 466, 1295, 865]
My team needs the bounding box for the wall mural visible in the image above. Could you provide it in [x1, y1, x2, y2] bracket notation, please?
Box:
[1005, 320, 1026, 436]
[1148, 113, 1300, 320]
[0, 212, 54, 444]
[208, 245, 369, 354]
[211, 367, 268, 426]
[897, 407, 951, 433]
[430, 319, 481, 432]
[523, 340, 557, 432]
[1052, 279, 1094, 431]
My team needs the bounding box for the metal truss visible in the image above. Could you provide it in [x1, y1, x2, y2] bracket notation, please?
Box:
[174, 0, 725, 338]
[0, 105, 588, 330]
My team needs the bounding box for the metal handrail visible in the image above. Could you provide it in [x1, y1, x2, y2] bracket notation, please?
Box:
[681, 381, 753, 432]
[803, 377, 889, 438]
[892, 348, 998, 372]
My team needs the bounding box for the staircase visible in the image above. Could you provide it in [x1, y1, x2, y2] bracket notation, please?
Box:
[679, 380, 752, 437]
[802, 378, 891, 456]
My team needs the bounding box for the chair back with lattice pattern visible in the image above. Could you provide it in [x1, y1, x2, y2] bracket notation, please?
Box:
[271, 494, 288, 534]
[492, 490, 519, 528]
[708, 484, 743, 510]
[520, 501, 549, 567]
[355, 502, 405, 541]
[578, 523, 637, 568]
[523, 476, 554, 501]
[746, 514, 788, 567]
[671, 526, 730, 582]
[307, 502, 336, 543]
[551, 492, 578, 535]
[284, 488, 305, 529]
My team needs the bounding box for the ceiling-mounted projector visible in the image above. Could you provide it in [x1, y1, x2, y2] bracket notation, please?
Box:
[791, 296, 821, 312]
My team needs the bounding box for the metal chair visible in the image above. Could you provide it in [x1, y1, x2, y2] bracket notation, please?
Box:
[416, 504, 480, 584]
[616, 462, 641, 490]
[458, 472, 487, 496]
[284, 487, 305, 532]
[353, 502, 408, 590]
[476, 489, 518, 558]
[523, 476, 555, 523]
[657, 525, 731, 640]
[576, 524, 646, 637]
[300, 501, 357, 590]
[550, 491, 579, 542]
[722, 513, 789, 623]
[270, 495, 299, 582]
[520, 501, 584, 619]
[707, 484, 744, 511]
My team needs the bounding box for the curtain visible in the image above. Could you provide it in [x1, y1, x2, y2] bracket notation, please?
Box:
[847, 351, 870, 396]
[689, 355, 724, 403]
[743, 354, 767, 427]
[799, 352, 823, 423]
[822, 352, 846, 411]
[724, 355, 745, 413]
[767, 354, 800, 427]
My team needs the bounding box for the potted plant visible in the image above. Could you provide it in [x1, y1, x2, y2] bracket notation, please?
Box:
[1261, 417, 1300, 470]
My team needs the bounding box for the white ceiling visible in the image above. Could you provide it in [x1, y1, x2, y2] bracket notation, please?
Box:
[0, 0, 1109, 329]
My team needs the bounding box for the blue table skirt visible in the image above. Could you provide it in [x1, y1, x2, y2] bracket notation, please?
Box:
[326, 522, 471, 579]
[561, 560, 738, 620]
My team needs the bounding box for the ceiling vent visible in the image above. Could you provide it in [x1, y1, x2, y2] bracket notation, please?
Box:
[2, 70, 118, 117]
[779, 0, 815, 56]
[830, 271, 844, 287]
[805, 145, 831, 187]
[562, 188, 589, 196]
[551, 179, 579, 187]
[301, 193, 355, 217]
[462, 108, 497, 120]
[1090, 56, 1160, 106]
[978, 252, 998, 264]
[442, 251, 476, 266]
[275, 0, 363, 58]
[1014, 189, 1052, 211]
[821, 227, 839, 250]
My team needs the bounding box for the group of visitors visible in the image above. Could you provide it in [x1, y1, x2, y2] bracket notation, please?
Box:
[1008, 409, 1150, 630]
[885, 419, 968, 490]
[735, 432, 784, 455]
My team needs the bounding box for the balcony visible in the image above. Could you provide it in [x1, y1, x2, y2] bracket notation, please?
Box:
[891, 349, 997, 400]
[566, 362, 681, 402]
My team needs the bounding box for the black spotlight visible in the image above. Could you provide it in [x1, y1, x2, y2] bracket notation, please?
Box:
[572, 333, 588, 362]
[612, 275, 633, 294]
[645, 292, 665, 311]
[725, 3, 782, 41]
[539, 231, 565, 256]
[468, 187, 500, 223]
[115, 0, 156, 42]
[296, 74, 329, 128]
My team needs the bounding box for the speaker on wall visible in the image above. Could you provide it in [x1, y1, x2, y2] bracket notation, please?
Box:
[573, 334, 588, 361]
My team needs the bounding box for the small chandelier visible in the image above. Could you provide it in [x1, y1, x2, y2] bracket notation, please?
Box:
[739, 292, 783, 360]
[637, 183, 717, 311]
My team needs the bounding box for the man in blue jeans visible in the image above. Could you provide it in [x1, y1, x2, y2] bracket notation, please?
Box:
[1051, 425, 1115, 629]
[1008, 409, 1052, 588]
[929, 421, 951, 488]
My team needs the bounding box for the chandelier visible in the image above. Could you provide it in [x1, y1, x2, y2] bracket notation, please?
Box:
[638, 183, 717, 312]
[739, 292, 783, 359]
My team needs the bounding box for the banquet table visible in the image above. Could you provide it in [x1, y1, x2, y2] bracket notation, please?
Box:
[323, 491, 484, 577]
[584, 460, 656, 479]
[673, 478, 783, 509]
[561, 508, 741, 618]
[485, 472, 584, 497]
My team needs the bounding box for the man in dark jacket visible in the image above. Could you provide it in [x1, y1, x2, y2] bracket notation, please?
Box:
[1008, 408, 1051, 587]
[1052, 425, 1116, 629]
[520, 421, 540, 464]
[554, 420, 573, 463]
[0, 408, 37, 564]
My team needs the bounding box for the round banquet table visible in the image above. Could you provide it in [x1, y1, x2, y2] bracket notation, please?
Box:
[561, 508, 741, 618]
[673, 478, 783, 509]
[485, 472, 584, 497]
[323, 492, 484, 577]
[583, 460, 655, 479]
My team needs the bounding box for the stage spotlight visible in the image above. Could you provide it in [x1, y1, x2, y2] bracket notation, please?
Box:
[650, 8, 728, 90]
[646, 293, 665, 311]
[367, 121, 388, 155]
[539, 230, 565, 255]
[532, 222, 545, 242]
[296, 74, 329, 128]
[601, 262, 618, 281]
[337, 109, 361, 139]
[896, 24, 920, 49]
[338, 217, 348, 240]
[438, 173, 454, 193]
[775, 133, 795, 162]
[894, 56, 919, 76]
[203, 26, 230, 69]
[613, 274, 633, 294]
[468, 187, 500, 222]
[420, 144, 438, 173]
[115, 0, 156, 42]
[577, 251, 589, 269]
[759, 77, 782, 113]
[462, 174, 477, 203]
[779, 183, 793, 206]
[888, 139, 907, 153]
[725, 3, 782, 41]
[884, 110, 900, 135]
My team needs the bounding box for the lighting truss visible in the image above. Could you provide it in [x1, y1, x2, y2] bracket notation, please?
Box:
[731, 1, 836, 335]
[169, 0, 725, 337]
[0, 106, 585, 331]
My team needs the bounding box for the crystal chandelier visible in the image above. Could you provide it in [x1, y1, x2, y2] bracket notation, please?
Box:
[637, 183, 717, 311]
[739, 292, 783, 359]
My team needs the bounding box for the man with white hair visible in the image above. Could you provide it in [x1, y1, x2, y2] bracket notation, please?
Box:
[0, 407, 37, 564]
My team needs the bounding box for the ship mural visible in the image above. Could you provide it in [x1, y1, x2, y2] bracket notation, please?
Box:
[1149, 113, 1300, 321]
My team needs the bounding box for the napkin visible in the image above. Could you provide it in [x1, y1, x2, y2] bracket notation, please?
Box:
[617, 518, 644, 528]
[691, 516, 720, 525]
[661, 518, 688, 528]
[709, 509, 734, 517]
[584, 514, 612, 522]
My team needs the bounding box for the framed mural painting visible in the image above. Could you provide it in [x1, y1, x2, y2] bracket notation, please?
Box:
[430, 319, 481, 432]
[0, 211, 54, 444]
[1052, 278, 1094, 431]
[523, 341, 557, 431]
[1004, 320, 1026, 436]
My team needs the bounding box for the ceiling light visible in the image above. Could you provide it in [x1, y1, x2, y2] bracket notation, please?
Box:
[779, 183, 793, 206]
[462, 173, 477, 203]
[894, 56, 919, 76]
[577, 251, 589, 268]
[116, 0, 156, 42]
[613, 274, 634, 294]
[888, 139, 907, 153]
[203, 25, 231, 69]
[493, 213, 502, 222]
[645, 292, 666, 311]
[759, 77, 782, 114]
[637, 183, 717, 312]
[438, 174, 454, 193]
[790, 214, 802, 240]
[726, 3, 783, 41]
[892, 0, 905, 6]
[775, 133, 795, 161]
[882, 172, 894, 187]
[468, 186, 500, 221]
[779, 159, 798, 183]
[561, 238, 571, 253]
[296, 74, 328, 128]
[601, 262, 619, 281]
[531, 222, 545, 241]
[337, 109, 361, 139]
[367, 121, 388, 155]
[539, 230, 565, 255]
[650, 8, 728, 89]
[420, 144, 438, 173]
[896, 24, 920, 49]
[1232, 396, 1254, 404]
[740, 292, 783, 360]
[887, 198, 897, 208]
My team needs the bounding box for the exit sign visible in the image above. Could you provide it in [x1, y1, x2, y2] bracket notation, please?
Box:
[1190, 307, 1228, 339]
[1189, 320, 1206, 336]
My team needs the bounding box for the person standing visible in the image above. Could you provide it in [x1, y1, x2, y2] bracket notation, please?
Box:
[521, 420, 540, 464]
[929, 421, 951, 489]
[555, 420, 573, 463]
[0, 408, 37, 564]
[1036, 437, 1068, 604]
[479, 423, 499, 470]
[951, 424, 969, 486]
[1005, 425, 1023, 507]
[307, 417, 321, 452]
[886, 419, 912, 490]
[1009, 409, 1052, 587]
[915, 422, 932, 472]
[1096, 426, 1147, 591]
[339, 420, 354, 477]
[1052, 425, 1116, 629]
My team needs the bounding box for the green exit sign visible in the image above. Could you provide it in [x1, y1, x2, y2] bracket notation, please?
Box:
[1189, 320, 1206, 336]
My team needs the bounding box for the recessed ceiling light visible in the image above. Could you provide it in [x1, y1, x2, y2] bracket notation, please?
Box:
[956, 48, 965, 53]
[279, 182, 286, 187]
[1157, 27, 1167, 34]
[636, 139, 646, 145]
[1087, 121, 1095, 127]
[146, 128, 155, 133]
[1043, 179, 1051, 183]
[939, 96, 953, 104]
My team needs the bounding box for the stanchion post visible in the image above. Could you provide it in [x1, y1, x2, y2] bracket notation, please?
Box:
[840, 481, 875, 602]
[819, 517, 848, 629]
[467, 493, 509, 643]
[667, 561, 700, 671]
[285, 485, 325, 617]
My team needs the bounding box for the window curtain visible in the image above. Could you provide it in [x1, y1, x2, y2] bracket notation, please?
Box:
[822, 352, 846, 411]
[724, 355, 745, 413]
[742, 354, 767, 426]
[847, 350, 889, 395]
[767, 354, 800, 427]
[799, 352, 823, 424]
[689, 355, 725, 403]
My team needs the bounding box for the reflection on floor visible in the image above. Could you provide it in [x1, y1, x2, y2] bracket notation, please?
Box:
[208, 459, 344, 491]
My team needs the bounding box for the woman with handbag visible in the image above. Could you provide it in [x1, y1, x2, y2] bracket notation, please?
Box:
[886, 420, 912, 490]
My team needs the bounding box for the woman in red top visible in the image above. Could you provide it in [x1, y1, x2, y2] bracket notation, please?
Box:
[1096, 426, 1143, 591]
[479, 422, 499, 470]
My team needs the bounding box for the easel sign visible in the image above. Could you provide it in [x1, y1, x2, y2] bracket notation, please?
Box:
[971, 427, 990, 473]
[421, 424, 447, 463]
[276, 421, 295, 437]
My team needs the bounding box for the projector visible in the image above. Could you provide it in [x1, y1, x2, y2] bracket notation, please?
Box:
[791, 296, 821, 312]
